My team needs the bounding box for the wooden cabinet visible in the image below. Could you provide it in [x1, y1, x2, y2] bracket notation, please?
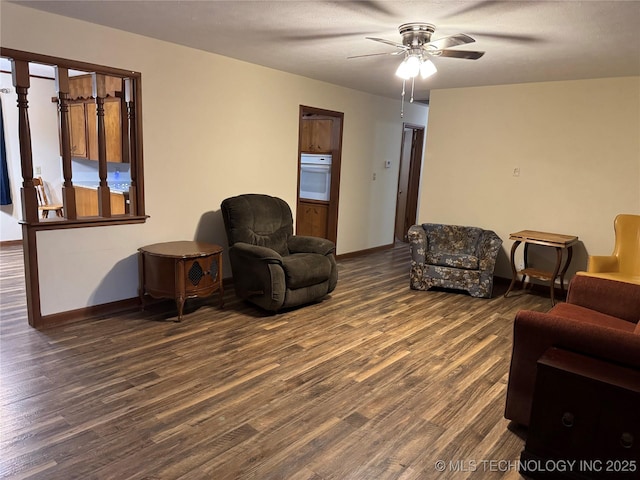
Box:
[521, 348, 640, 479]
[138, 241, 224, 322]
[75, 186, 126, 217]
[301, 119, 332, 153]
[65, 75, 124, 163]
[85, 99, 123, 163]
[296, 201, 328, 238]
[69, 103, 88, 158]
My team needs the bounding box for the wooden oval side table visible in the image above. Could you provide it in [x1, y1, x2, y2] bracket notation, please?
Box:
[138, 241, 224, 321]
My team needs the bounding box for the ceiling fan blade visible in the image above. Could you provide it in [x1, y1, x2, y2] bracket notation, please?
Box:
[436, 49, 485, 60]
[366, 37, 407, 50]
[465, 31, 542, 44]
[426, 33, 475, 50]
[347, 51, 403, 59]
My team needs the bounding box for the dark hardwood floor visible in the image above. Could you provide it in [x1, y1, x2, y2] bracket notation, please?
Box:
[0, 243, 550, 479]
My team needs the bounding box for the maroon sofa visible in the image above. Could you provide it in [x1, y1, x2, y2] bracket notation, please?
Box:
[504, 275, 640, 427]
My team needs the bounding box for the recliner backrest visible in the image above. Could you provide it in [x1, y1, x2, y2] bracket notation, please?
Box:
[613, 214, 640, 275]
[221, 194, 293, 256]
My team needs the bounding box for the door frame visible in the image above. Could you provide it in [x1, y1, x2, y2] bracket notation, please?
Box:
[394, 123, 425, 242]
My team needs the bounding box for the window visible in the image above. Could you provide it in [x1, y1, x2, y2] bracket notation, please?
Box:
[0, 48, 146, 228]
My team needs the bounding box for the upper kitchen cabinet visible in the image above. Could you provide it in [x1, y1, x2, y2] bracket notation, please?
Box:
[65, 75, 125, 163]
[300, 118, 333, 153]
[68, 74, 123, 100]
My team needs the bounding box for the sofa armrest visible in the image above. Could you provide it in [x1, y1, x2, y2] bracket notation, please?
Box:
[505, 309, 640, 425]
[566, 275, 640, 323]
[229, 242, 283, 264]
[587, 254, 619, 273]
[408, 225, 427, 263]
[477, 230, 503, 272]
[288, 235, 335, 256]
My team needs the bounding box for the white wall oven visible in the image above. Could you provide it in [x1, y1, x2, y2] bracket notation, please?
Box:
[299, 153, 332, 202]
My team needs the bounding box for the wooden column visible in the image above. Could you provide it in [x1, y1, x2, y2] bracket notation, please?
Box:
[11, 59, 39, 224]
[54, 67, 77, 219]
[124, 78, 137, 215]
[92, 73, 111, 217]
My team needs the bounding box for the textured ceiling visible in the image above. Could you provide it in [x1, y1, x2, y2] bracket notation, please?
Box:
[7, 0, 640, 102]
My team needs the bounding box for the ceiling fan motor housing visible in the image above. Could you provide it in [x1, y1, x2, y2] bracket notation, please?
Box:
[399, 23, 435, 47]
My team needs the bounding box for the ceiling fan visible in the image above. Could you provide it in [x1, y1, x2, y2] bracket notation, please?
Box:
[350, 23, 485, 116]
[350, 22, 485, 62]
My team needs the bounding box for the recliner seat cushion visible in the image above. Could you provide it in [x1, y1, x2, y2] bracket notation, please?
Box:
[426, 252, 479, 270]
[281, 253, 332, 289]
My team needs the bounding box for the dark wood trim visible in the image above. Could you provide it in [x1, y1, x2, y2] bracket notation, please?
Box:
[21, 215, 148, 230]
[35, 276, 234, 329]
[335, 242, 394, 260]
[0, 239, 23, 247]
[21, 224, 41, 327]
[1, 48, 139, 78]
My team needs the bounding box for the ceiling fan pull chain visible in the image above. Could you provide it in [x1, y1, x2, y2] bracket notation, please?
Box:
[410, 77, 415, 103]
[400, 79, 406, 118]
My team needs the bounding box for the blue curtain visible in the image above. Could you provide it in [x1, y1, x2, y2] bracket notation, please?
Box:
[0, 98, 11, 205]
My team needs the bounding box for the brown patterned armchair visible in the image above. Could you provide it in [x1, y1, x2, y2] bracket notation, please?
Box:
[408, 223, 502, 298]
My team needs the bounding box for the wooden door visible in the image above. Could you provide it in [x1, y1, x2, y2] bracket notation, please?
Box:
[69, 103, 87, 158]
[296, 201, 328, 238]
[86, 99, 122, 162]
[394, 124, 425, 243]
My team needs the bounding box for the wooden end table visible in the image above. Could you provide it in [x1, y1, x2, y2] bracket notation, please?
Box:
[138, 241, 224, 321]
[504, 230, 579, 305]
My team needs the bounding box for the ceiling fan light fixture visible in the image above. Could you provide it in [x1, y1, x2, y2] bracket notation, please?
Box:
[395, 54, 423, 80]
[420, 59, 437, 79]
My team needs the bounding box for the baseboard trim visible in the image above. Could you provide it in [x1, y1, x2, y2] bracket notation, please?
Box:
[0, 239, 23, 247]
[36, 277, 234, 329]
[336, 242, 394, 260]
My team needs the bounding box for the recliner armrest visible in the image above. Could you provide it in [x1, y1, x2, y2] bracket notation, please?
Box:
[230, 242, 283, 264]
[288, 235, 335, 256]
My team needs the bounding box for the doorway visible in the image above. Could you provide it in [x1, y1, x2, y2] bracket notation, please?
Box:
[296, 105, 343, 246]
[394, 123, 425, 242]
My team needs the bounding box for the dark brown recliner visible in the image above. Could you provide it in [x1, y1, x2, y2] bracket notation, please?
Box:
[221, 194, 337, 311]
[504, 275, 640, 426]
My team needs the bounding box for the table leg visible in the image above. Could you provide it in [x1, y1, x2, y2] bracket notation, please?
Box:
[504, 240, 521, 298]
[176, 295, 185, 322]
[549, 247, 563, 306]
[138, 252, 146, 311]
[175, 259, 185, 322]
[559, 246, 574, 297]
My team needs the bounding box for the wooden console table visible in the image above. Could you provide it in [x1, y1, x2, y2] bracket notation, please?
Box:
[138, 241, 224, 321]
[504, 230, 578, 305]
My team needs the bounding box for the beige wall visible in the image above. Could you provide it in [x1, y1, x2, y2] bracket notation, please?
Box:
[421, 78, 640, 279]
[1, 3, 427, 315]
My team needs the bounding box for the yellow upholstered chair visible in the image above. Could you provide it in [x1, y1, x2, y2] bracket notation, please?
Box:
[580, 214, 640, 285]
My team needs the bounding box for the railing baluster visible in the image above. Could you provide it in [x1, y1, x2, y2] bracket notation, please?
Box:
[92, 73, 111, 218]
[124, 77, 137, 215]
[11, 59, 39, 224]
[55, 67, 77, 220]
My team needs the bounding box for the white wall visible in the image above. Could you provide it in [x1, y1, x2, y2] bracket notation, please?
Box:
[0, 73, 62, 241]
[1, 3, 427, 315]
[420, 78, 640, 279]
